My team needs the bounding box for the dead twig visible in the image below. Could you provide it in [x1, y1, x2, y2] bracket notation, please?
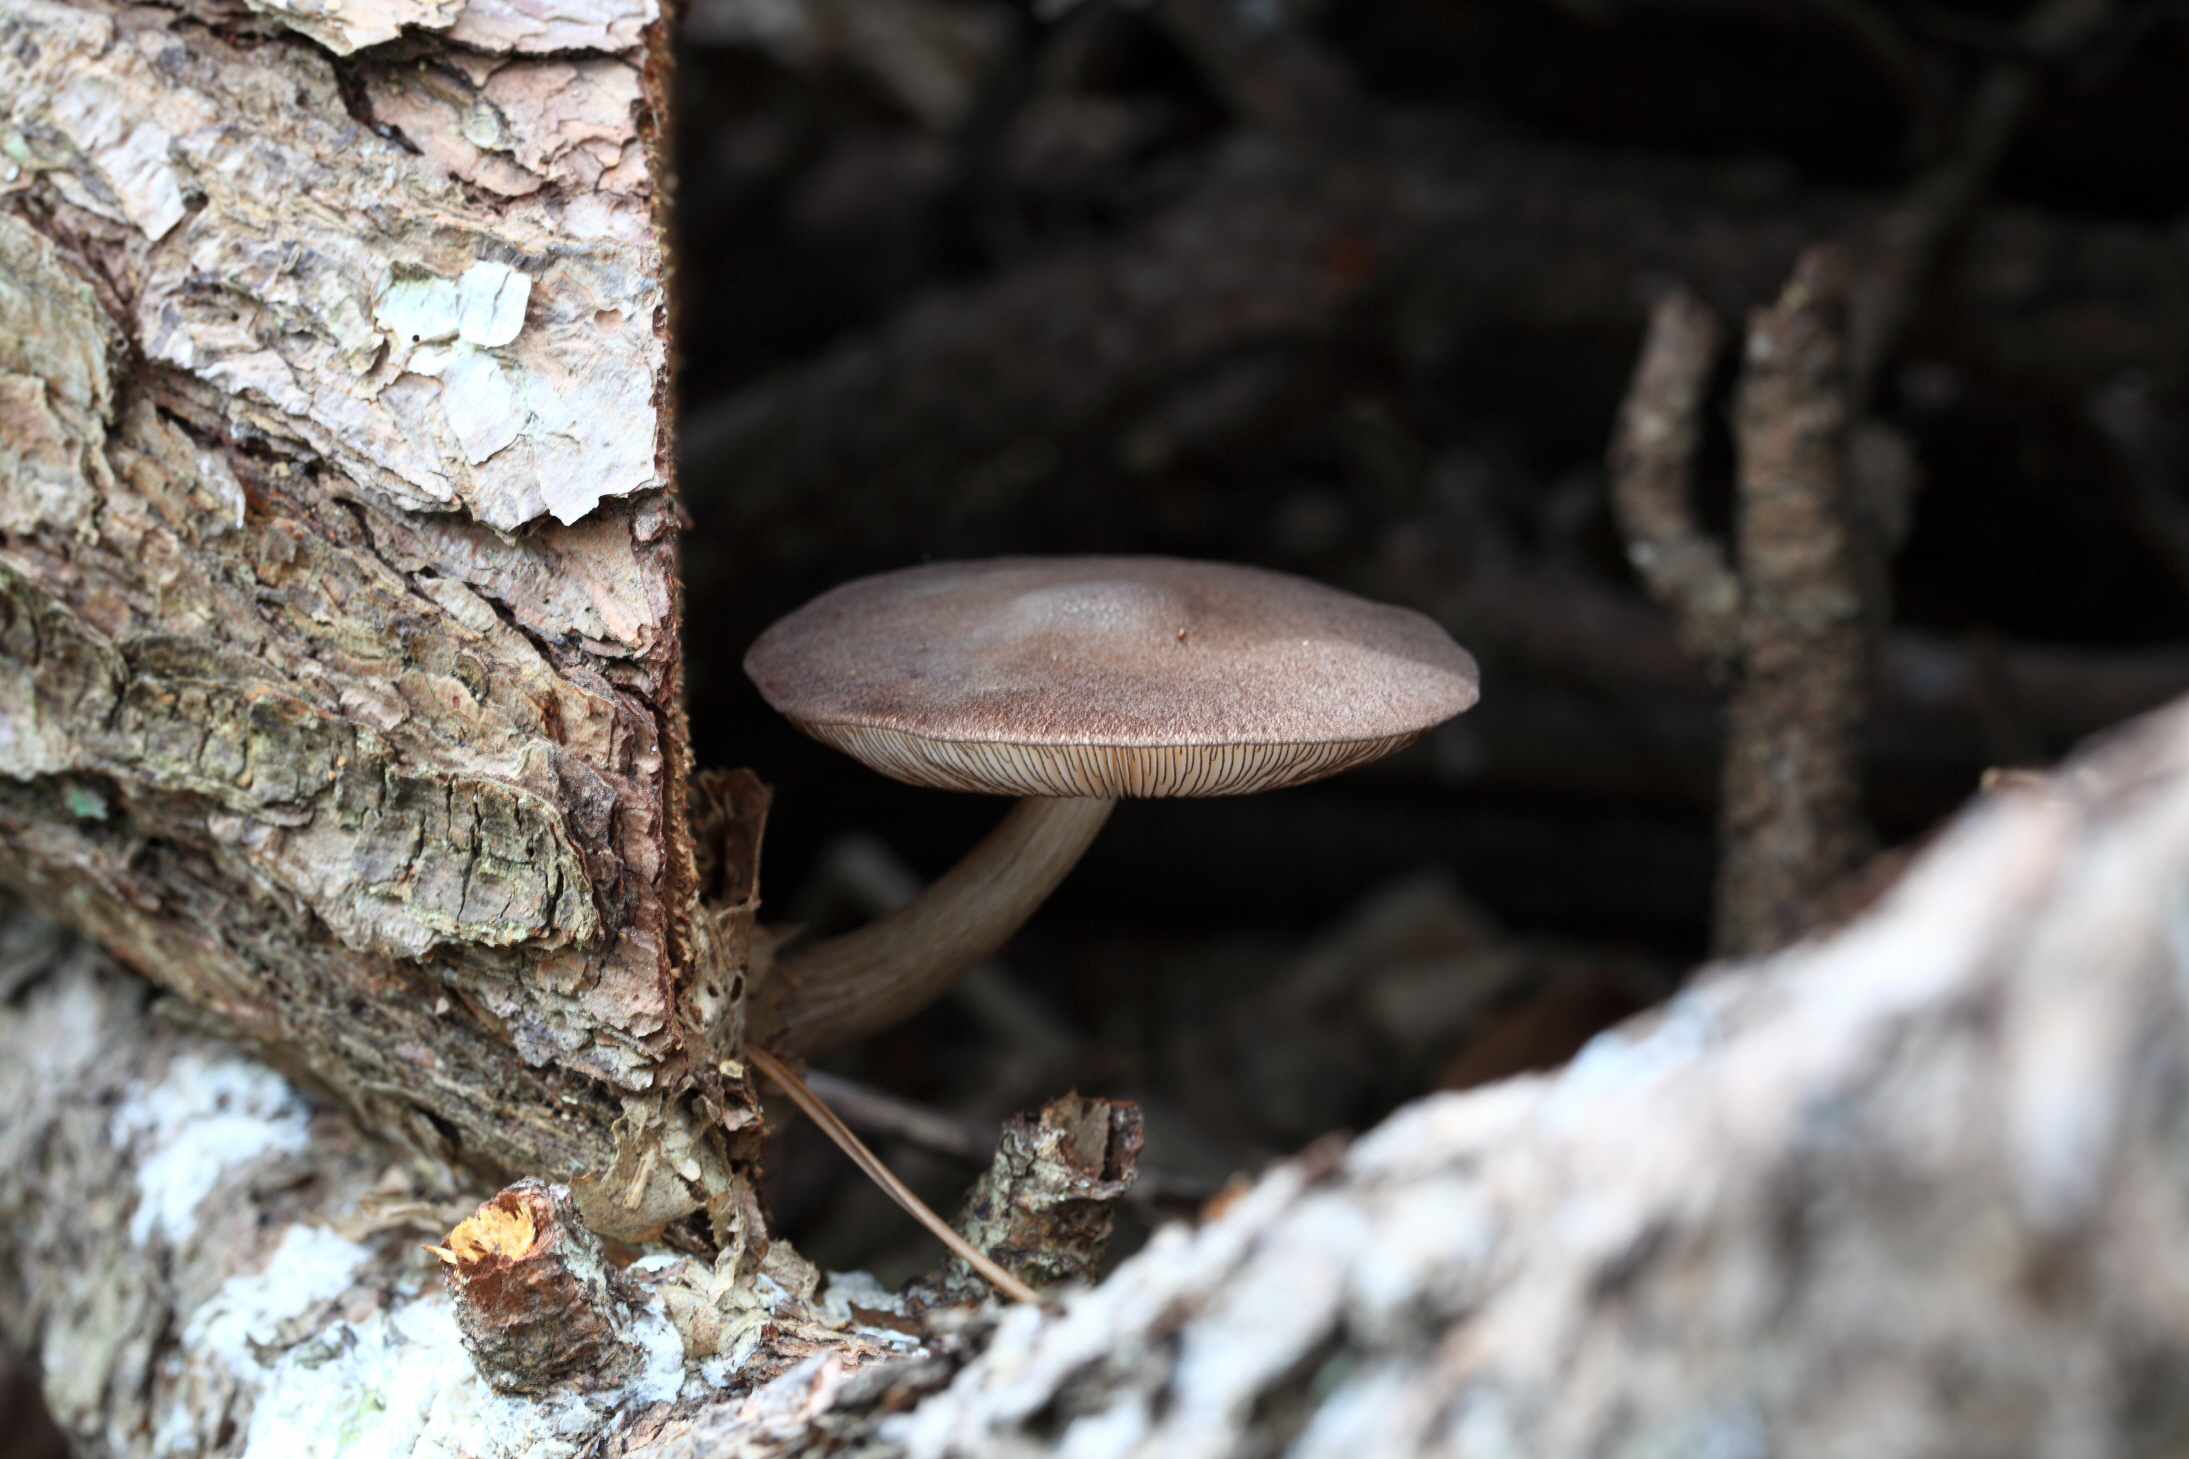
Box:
[1718, 245, 1873, 958]
[1608, 286, 1738, 673]
[746, 1044, 1045, 1306]
[1602, 252, 1878, 956]
[1603, 0, 2118, 956]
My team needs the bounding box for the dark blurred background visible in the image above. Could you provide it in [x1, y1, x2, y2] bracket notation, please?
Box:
[670, 0, 2189, 1280]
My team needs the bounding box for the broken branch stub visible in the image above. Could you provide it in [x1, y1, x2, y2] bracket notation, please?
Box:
[923, 1092, 1146, 1302]
[432, 1179, 643, 1395]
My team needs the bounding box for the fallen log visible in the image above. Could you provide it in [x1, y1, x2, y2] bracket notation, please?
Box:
[14, 686, 2189, 1456]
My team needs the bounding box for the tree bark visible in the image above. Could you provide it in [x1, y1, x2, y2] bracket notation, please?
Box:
[0, 0, 764, 1243]
[15, 684, 2189, 1456]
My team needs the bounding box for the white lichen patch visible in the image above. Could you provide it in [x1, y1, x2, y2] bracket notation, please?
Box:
[446, 0, 657, 54]
[185, 1222, 377, 1367]
[237, 0, 462, 55]
[231, 0, 651, 57]
[247, 1280, 685, 1458]
[375, 262, 541, 470]
[111, 1053, 313, 1246]
[225, 1294, 468, 1459]
[814, 1270, 910, 1327]
[377, 262, 534, 354]
[637, 1249, 922, 1400]
[171, 1256, 464, 1459]
[625, 1293, 691, 1407]
[163, 1226, 696, 1459]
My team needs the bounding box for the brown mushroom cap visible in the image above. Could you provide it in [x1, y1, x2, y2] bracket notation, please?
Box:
[745, 556, 1479, 797]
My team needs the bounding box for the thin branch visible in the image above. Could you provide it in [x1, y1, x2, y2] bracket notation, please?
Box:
[746, 1044, 1045, 1307]
[1601, 0, 2120, 961]
[1719, 245, 1872, 958]
[1607, 286, 1739, 673]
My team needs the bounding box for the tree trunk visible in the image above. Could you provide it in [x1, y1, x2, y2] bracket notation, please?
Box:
[0, 0, 765, 1245]
[13, 687, 2189, 1456]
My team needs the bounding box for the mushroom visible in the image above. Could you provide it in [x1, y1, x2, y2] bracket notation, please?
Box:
[743, 555, 1479, 1053]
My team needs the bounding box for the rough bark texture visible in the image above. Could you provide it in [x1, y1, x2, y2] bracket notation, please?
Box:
[17, 685, 2189, 1456]
[0, 0, 762, 1240]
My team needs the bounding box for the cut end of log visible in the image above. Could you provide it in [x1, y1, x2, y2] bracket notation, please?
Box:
[437, 1178, 641, 1394]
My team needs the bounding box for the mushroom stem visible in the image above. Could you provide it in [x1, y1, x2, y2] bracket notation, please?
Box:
[757, 795, 1116, 1053]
